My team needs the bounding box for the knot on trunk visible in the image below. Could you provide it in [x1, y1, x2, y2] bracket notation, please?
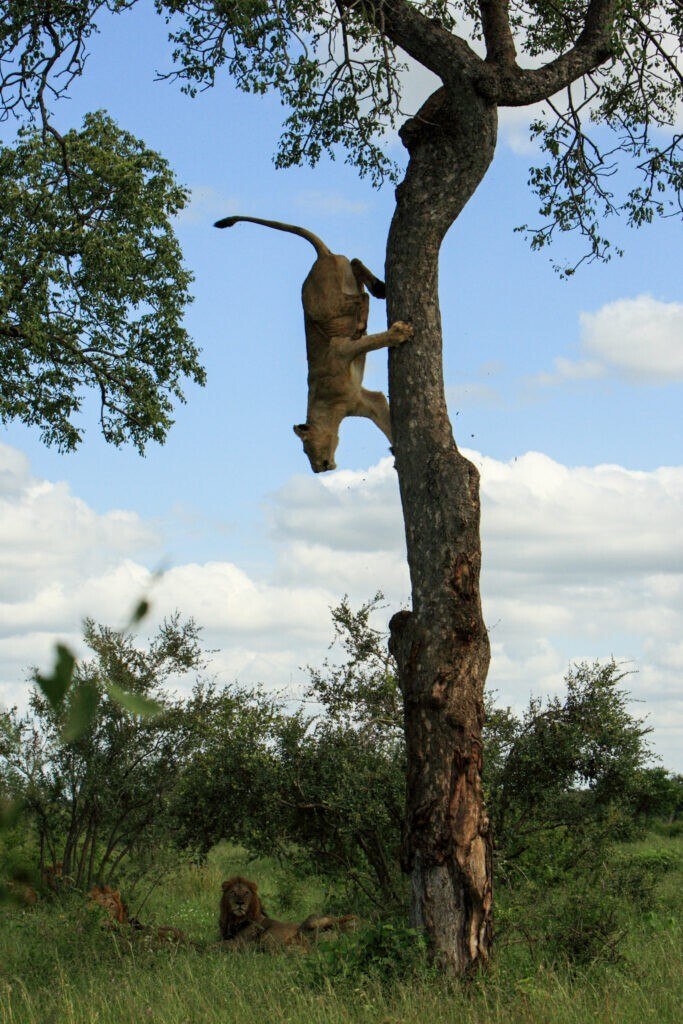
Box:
[450, 552, 475, 599]
[399, 88, 453, 151]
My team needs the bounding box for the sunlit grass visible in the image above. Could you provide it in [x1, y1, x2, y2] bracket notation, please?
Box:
[1, 837, 681, 1024]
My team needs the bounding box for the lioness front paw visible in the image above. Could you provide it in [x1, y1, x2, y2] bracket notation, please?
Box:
[388, 321, 413, 345]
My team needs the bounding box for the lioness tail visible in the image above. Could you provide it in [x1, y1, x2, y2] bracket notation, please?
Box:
[214, 215, 331, 258]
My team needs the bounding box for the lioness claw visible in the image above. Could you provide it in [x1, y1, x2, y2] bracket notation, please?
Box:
[389, 321, 413, 344]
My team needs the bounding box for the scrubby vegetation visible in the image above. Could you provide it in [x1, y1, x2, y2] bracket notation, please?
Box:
[0, 836, 681, 1024]
[1, 599, 681, 1022]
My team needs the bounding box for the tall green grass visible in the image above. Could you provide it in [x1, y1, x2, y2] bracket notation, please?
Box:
[2, 837, 681, 1024]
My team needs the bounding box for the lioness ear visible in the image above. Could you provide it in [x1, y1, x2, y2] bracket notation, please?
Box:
[293, 423, 309, 438]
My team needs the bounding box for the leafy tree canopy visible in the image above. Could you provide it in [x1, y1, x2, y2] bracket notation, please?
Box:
[0, 3, 680, 447]
[0, 113, 201, 451]
[2, 3, 681, 241]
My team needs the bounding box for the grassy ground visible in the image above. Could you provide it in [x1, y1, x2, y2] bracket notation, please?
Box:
[1, 836, 681, 1024]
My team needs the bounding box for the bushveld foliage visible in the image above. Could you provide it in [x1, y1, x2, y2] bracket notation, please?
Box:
[1, 616, 204, 891]
[2, 599, 681, 965]
[0, 112, 203, 452]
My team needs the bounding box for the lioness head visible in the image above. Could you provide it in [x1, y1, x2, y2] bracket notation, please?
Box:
[293, 422, 338, 473]
[88, 884, 128, 925]
[220, 877, 260, 920]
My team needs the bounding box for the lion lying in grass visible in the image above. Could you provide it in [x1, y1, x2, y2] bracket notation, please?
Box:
[88, 884, 189, 945]
[218, 876, 357, 949]
[88, 884, 128, 925]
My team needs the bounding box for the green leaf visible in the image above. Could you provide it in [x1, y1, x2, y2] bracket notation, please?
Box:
[35, 644, 76, 709]
[129, 598, 151, 626]
[105, 680, 162, 718]
[62, 681, 100, 743]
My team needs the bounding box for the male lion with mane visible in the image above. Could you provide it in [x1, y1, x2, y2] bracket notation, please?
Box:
[218, 876, 357, 949]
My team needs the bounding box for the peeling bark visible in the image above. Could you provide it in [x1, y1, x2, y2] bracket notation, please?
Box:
[386, 82, 497, 974]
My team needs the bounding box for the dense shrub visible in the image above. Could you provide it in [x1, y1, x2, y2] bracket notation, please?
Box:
[1, 616, 203, 890]
[301, 921, 435, 988]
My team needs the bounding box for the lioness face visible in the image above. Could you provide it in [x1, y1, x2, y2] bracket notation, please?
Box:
[223, 880, 255, 918]
[293, 422, 338, 473]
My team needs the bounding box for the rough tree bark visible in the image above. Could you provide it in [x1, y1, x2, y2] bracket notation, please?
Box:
[386, 82, 497, 974]
[358, 0, 621, 975]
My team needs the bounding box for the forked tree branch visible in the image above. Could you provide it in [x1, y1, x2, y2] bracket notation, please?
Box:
[495, 0, 619, 105]
[346, 0, 618, 107]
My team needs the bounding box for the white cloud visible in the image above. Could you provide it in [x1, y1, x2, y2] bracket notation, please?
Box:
[581, 296, 683, 382]
[1, 444, 681, 768]
[498, 104, 544, 155]
[265, 451, 683, 762]
[532, 357, 605, 387]
[0, 445, 158, 605]
[533, 296, 683, 386]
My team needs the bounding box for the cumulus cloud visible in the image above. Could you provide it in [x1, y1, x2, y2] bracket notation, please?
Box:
[0, 445, 158, 606]
[533, 296, 683, 386]
[266, 452, 683, 762]
[0, 445, 336, 707]
[581, 296, 683, 382]
[1, 443, 681, 767]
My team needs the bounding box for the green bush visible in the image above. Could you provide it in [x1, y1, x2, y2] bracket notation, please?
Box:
[498, 847, 674, 969]
[617, 846, 681, 876]
[652, 819, 683, 839]
[301, 920, 436, 989]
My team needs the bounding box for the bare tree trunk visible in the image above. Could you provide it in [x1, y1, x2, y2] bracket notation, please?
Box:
[75, 824, 92, 888]
[386, 83, 497, 975]
[87, 823, 98, 888]
[39, 829, 45, 878]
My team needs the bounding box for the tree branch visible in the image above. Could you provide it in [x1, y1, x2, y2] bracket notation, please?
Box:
[478, 1, 517, 66]
[340, 0, 484, 87]
[495, 0, 619, 106]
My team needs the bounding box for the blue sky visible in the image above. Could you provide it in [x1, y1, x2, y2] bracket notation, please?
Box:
[1, 5, 681, 768]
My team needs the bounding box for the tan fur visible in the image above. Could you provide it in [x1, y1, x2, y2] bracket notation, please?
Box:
[218, 876, 358, 948]
[129, 918, 191, 945]
[215, 215, 412, 473]
[89, 885, 190, 943]
[88, 884, 129, 925]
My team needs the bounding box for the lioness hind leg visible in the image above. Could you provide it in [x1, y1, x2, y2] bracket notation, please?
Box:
[350, 258, 386, 299]
[354, 388, 392, 443]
